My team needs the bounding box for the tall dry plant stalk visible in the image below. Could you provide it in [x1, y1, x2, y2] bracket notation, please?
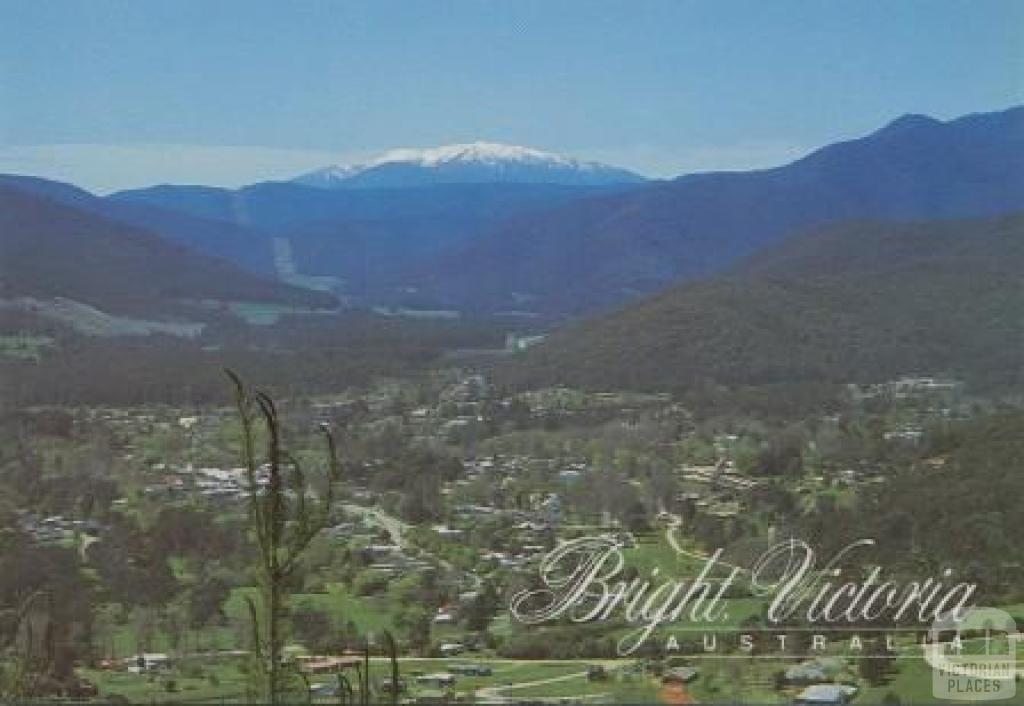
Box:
[227, 370, 340, 704]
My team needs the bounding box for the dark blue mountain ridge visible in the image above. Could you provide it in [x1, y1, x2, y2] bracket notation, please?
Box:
[411, 105, 1024, 315]
[0, 174, 275, 274]
[109, 180, 647, 232]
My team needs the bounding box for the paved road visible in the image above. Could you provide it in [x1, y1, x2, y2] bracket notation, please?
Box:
[342, 502, 481, 587]
[474, 671, 604, 703]
[472, 659, 627, 703]
[342, 503, 409, 547]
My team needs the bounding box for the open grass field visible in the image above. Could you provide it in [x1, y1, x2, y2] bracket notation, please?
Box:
[287, 584, 399, 635]
[82, 658, 255, 704]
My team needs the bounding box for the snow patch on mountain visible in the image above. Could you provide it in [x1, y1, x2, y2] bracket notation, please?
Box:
[371, 142, 581, 168]
[292, 142, 643, 188]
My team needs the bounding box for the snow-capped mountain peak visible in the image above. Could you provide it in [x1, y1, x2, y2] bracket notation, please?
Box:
[309, 164, 362, 179]
[372, 142, 575, 168]
[292, 142, 644, 189]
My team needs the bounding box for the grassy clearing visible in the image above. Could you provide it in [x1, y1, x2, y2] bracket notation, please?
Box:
[223, 583, 399, 635]
[290, 583, 398, 634]
[82, 659, 253, 703]
[227, 301, 338, 325]
[0, 334, 55, 360]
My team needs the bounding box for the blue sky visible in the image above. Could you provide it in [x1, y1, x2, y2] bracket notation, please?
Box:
[1, 0, 1021, 192]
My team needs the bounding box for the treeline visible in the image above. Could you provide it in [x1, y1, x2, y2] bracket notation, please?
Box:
[501, 272, 1024, 394]
[1, 311, 504, 407]
[2, 338, 412, 407]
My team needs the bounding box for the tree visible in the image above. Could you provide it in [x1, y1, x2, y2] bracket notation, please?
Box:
[623, 500, 652, 534]
[464, 581, 500, 632]
[228, 371, 341, 704]
[189, 576, 231, 630]
[858, 637, 895, 687]
[291, 604, 332, 654]
[0, 536, 94, 697]
[382, 630, 400, 704]
[0, 590, 45, 697]
[394, 606, 432, 653]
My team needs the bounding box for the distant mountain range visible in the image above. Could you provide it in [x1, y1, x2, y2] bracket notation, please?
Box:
[413, 106, 1024, 314]
[0, 185, 334, 318]
[292, 142, 646, 189]
[107, 181, 642, 298]
[502, 212, 1024, 391]
[1, 105, 1021, 346]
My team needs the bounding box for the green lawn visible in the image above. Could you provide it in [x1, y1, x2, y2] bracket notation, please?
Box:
[373, 659, 591, 694]
[621, 534, 714, 578]
[290, 583, 398, 634]
[858, 656, 968, 704]
[100, 619, 242, 658]
[507, 669, 660, 702]
[83, 658, 256, 703]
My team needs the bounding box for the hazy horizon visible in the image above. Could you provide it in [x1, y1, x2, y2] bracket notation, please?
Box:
[1, 0, 1021, 191]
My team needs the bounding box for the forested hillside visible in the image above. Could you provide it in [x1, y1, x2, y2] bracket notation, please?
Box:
[0, 187, 335, 316]
[503, 213, 1024, 391]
